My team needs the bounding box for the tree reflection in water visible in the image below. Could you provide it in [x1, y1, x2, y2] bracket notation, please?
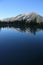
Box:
[0, 21, 43, 35]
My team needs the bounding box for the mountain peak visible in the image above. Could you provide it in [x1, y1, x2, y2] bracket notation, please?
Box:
[1, 12, 43, 23]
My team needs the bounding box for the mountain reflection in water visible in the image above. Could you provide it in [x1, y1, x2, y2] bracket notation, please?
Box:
[0, 21, 43, 35]
[0, 21, 43, 65]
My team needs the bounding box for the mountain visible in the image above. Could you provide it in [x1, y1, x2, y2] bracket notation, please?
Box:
[1, 12, 43, 23]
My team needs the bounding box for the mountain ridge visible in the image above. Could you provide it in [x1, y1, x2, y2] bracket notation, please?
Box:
[1, 12, 43, 23]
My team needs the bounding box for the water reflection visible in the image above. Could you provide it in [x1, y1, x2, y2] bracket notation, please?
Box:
[0, 21, 43, 35]
[0, 22, 43, 65]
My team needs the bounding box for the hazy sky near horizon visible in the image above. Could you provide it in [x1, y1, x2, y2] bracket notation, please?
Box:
[0, 0, 43, 19]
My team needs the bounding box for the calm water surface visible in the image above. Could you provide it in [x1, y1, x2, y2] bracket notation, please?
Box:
[0, 28, 43, 65]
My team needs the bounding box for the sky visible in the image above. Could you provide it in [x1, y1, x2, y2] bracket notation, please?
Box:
[0, 0, 43, 19]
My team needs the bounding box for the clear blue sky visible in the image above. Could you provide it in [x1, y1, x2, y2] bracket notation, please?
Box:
[0, 0, 43, 19]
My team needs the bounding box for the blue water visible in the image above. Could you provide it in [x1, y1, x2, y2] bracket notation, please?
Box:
[0, 28, 43, 65]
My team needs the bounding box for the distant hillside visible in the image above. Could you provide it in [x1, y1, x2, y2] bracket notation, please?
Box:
[1, 12, 43, 23]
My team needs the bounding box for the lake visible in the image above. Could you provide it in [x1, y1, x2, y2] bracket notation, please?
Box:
[0, 26, 43, 65]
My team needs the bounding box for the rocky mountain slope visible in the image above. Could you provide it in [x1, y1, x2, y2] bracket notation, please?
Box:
[1, 12, 43, 23]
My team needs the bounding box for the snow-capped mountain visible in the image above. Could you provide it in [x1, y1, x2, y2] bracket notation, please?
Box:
[1, 12, 43, 23]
